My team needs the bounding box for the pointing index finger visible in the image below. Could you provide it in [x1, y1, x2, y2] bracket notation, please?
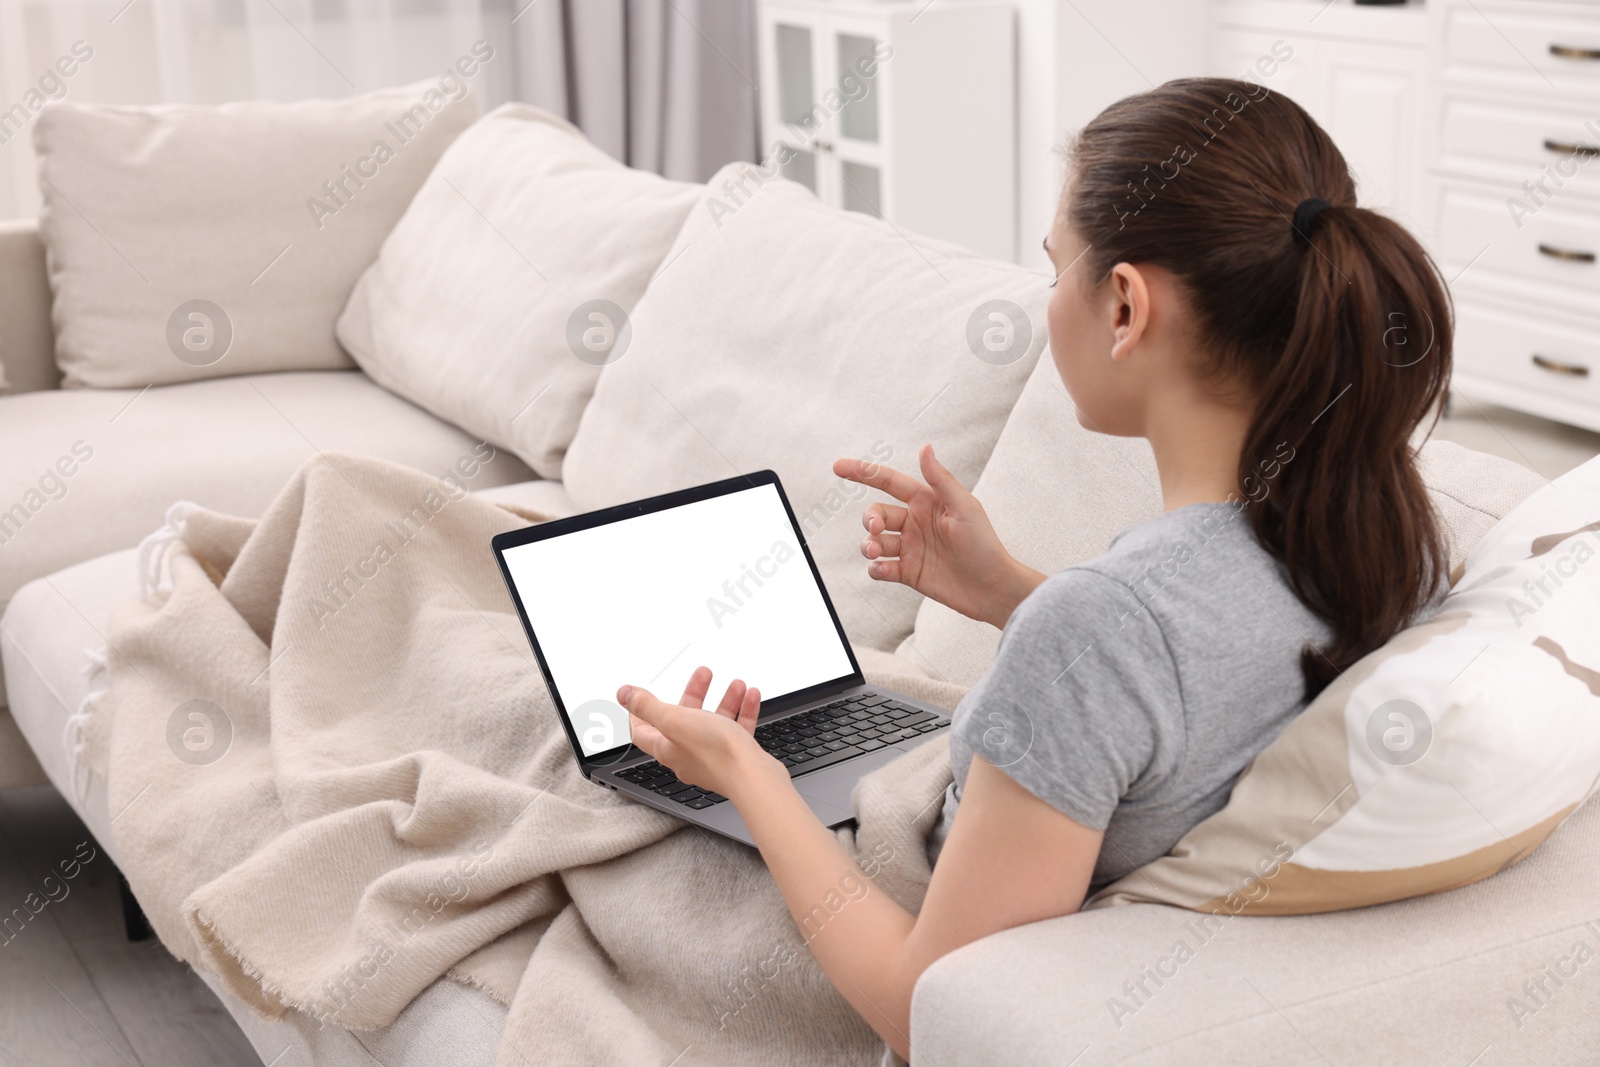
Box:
[831, 456, 923, 505]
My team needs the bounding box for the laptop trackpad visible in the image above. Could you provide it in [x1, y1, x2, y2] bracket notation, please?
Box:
[792, 748, 901, 822]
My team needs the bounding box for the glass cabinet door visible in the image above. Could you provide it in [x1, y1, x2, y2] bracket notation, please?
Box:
[780, 149, 818, 192]
[828, 21, 887, 218]
[840, 160, 882, 218]
[758, 5, 888, 214]
[835, 33, 881, 144]
[764, 16, 822, 194]
[775, 23, 815, 123]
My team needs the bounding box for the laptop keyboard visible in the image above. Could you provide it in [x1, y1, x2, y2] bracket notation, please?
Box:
[613, 692, 950, 808]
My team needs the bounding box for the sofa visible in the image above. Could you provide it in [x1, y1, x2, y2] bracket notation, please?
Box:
[1, 93, 1595, 1066]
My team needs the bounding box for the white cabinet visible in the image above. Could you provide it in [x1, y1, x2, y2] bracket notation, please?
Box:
[756, 0, 1016, 261]
[1424, 0, 1600, 432]
[1316, 41, 1424, 224]
[1207, 1, 1427, 226]
[1208, 0, 1600, 432]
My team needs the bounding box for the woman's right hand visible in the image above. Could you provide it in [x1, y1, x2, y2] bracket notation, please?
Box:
[833, 444, 1046, 630]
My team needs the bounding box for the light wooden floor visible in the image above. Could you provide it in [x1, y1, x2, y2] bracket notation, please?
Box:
[1438, 396, 1600, 480]
[0, 785, 259, 1066]
[0, 398, 1593, 1067]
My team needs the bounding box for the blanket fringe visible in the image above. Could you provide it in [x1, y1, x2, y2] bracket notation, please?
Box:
[190, 906, 299, 1024]
[445, 965, 512, 1006]
[137, 501, 201, 601]
[63, 647, 108, 806]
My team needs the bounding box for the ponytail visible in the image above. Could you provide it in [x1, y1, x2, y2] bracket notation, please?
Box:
[1066, 79, 1451, 696]
[1246, 205, 1451, 692]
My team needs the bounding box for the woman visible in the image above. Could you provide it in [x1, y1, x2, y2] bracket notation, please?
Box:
[615, 78, 1451, 1060]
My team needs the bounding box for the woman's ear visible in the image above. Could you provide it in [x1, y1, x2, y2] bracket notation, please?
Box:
[1107, 262, 1151, 362]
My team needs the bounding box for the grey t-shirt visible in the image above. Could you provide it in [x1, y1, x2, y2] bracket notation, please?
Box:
[928, 500, 1334, 892]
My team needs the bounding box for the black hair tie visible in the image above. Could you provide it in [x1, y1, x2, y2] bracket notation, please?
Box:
[1291, 197, 1332, 247]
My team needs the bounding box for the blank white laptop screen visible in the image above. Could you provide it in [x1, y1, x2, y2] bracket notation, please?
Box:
[500, 483, 856, 756]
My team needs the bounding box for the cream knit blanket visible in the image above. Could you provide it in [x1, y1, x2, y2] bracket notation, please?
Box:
[87, 454, 965, 1066]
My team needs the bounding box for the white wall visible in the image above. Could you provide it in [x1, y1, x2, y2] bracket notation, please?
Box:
[1011, 0, 1059, 270]
[1012, 0, 1208, 269]
[0, 0, 516, 221]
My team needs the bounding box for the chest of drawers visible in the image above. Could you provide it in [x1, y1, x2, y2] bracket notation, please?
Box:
[1424, 0, 1600, 431]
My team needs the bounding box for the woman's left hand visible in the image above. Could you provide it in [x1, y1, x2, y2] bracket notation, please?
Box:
[618, 667, 784, 800]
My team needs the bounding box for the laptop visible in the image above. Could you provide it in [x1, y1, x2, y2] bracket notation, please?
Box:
[491, 469, 951, 846]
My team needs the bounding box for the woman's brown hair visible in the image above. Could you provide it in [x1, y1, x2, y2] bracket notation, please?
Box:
[1065, 77, 1451, 695]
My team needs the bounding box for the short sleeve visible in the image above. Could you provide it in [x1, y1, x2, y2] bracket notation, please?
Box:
[951, 568, 1184, 831]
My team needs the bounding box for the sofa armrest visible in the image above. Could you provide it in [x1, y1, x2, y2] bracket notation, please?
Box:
[0, 218, 60, 395]
[910, 798, 1598, 1065]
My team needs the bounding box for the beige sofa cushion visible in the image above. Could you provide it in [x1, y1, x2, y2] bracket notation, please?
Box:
[0, 371, 533, 706]
[35, 80, 475, 388]
[337, 105, 699, 480]
[560, 163, 1049, 653]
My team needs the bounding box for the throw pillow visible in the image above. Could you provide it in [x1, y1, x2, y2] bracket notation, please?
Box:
[336, 104, 701, 480]
[558, 162, 1048, 655]
[35, 77, 476, 388]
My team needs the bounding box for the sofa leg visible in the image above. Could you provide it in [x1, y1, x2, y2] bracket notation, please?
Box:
[118, 870, 153, 942]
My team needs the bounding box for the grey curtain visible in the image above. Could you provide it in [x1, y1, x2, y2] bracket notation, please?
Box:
[512, 0, 761, 183]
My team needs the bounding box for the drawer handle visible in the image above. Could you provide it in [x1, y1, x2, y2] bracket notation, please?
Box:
[1549, 43, 1600, 60]
[1538, 243, 1598, 263]
[1544, 138, 1600, 157]
[1532, 353, 1591, 377]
